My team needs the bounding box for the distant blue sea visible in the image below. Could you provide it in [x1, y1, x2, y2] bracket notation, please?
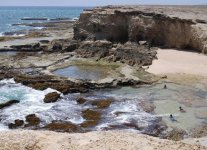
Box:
[0, 7, 87, 34]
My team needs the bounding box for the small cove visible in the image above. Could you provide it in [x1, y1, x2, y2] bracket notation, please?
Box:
[0, 79, 206, 136]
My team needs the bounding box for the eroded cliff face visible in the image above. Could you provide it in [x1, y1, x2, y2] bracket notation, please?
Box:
[74, 6, 207, 53]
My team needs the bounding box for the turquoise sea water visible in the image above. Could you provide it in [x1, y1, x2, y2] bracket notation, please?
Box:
[0, 6, 86, 34]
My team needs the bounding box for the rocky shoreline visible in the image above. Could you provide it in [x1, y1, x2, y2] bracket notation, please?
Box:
[0, 5, 207, 149]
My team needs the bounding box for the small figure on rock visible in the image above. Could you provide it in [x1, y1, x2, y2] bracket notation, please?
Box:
[164, 84, 167, 89]
[179, 106, 186, 113]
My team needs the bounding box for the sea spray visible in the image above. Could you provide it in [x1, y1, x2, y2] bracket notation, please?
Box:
[0, 79, 58, 129]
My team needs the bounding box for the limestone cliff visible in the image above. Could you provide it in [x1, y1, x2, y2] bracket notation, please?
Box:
[74, 6, 207, 53]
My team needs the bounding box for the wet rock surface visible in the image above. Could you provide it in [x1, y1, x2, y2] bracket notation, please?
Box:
[91, 99, 113, 109]
[8, 120, 24, 129]
[44, 121, 80, 132]
[81, 109, 102, 128]
[43, 92, 60, 103]
[25, 114, 40, 126]
[76, 97, 88, 104]
[0, 100, 19, 109]
[163, 128, 187, 141]
[0, 70, 89, 94]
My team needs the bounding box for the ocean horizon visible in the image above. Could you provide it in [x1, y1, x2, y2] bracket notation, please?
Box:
[0, 6, 89, 34]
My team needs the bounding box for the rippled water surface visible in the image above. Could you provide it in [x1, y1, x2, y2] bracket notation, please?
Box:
[0, 7, 87, 33]
[0, 79, 206, 134]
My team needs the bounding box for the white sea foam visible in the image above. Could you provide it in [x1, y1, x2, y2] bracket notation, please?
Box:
[0, 79, 59, 130]
[0, 78, 16, 84]
[0, 33, 4, 37]
[72, 17, 79, 21]
[12, 34, 26, 37]
[0, 81, 158, 131]
[35, 27, 44, 30]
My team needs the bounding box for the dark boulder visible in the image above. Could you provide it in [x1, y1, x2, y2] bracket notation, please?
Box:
[91, 99, 113, 109]
[82, 109, 101, 121]
[43, 92, 60, 103]
[80, 109, 102, 127]
[52, 43, 62, 51]
[63, 40, 79, 52]
[0, 100, 19, 109]
[76, 97, 87, 104]
[8, 119, 24, 129]
[15, 119, 24, 126]
[25, 114, 40, 126]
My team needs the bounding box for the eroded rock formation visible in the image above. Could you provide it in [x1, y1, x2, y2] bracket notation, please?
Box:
[74, 6, 207, 53]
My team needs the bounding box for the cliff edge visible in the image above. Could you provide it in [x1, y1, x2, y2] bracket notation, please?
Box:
[74, 5, 207, 53]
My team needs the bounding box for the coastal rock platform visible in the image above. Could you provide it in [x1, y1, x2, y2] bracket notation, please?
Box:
[0, 130, 205, 150]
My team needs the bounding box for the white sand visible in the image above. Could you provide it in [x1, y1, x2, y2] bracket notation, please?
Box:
[0, 130, 205, 150]
[147, 49, 207, 76]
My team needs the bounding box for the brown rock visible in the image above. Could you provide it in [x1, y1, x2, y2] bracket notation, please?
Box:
[165, 128, 187, 141]
[25, 114, 40, 126]
[91, 99, 112, 109]
[82, 109, 101, 121]
[76, 40, 112, 59]
[44, 121, 79, 132]
[8, 119, 24, 129]
[0, 100, 19, 109]
[80, 120, 98, 128]
[15, 119, 24, 126]
[43, 92, 60, 103]
[76, 97, 87, 104]
[0, 70, 89, 95]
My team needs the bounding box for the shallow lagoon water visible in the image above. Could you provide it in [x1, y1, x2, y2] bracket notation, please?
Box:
[53, 65, 110, 80]
[103, 84, 207, 131]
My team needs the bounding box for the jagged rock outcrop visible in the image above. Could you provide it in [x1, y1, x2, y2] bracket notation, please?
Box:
[76, 40, 157, 66]
[44, 39, 79, 52]
[74, 6, 207, 53]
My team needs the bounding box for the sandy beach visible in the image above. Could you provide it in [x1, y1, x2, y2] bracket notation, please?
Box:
[147, 49, 207, 76]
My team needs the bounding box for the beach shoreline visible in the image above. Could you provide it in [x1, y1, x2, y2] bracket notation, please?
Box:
[147, 49, 207, 77]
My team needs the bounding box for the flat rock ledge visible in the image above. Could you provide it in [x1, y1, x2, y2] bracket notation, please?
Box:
[0, 130, 205, 150]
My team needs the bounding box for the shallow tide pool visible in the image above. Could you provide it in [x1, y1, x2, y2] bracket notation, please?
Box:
[52, 65, 110, 80]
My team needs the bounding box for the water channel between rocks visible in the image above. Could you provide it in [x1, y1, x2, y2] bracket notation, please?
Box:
[0, 78, 206, 136]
